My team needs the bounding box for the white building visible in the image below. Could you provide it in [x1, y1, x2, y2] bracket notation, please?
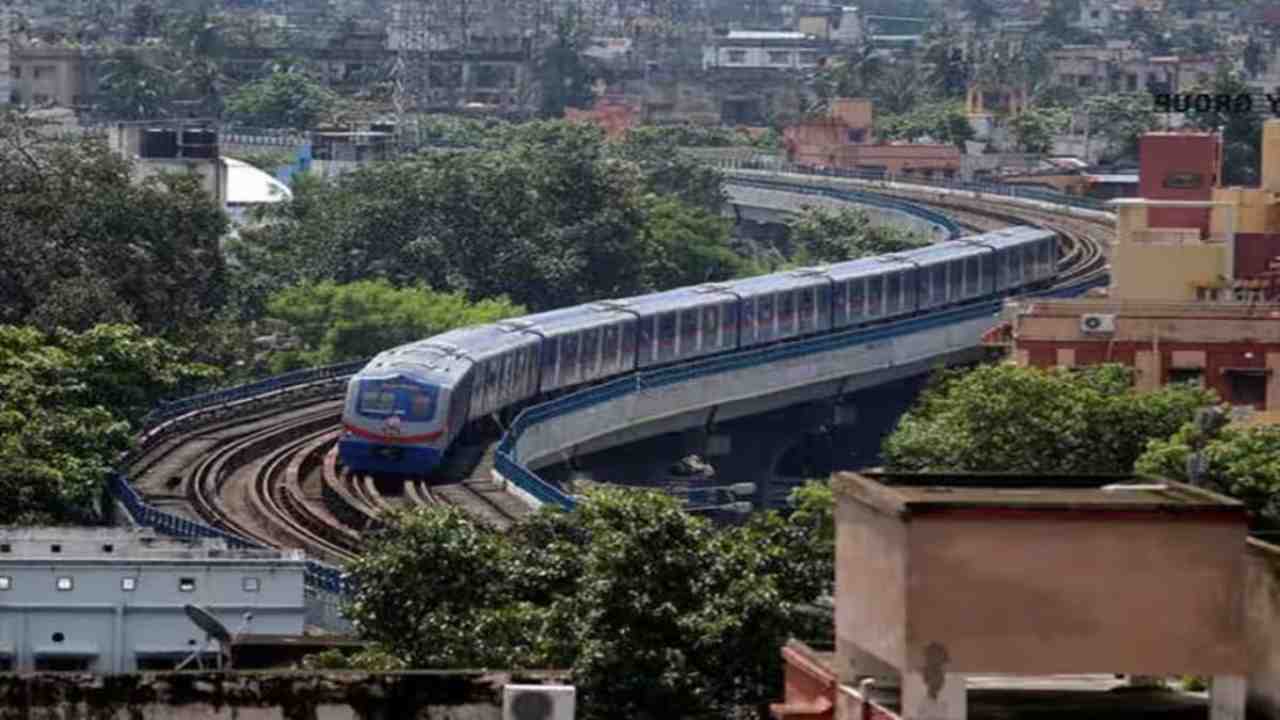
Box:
[0, 528, 306, 672]
[702, 31, 826, 71]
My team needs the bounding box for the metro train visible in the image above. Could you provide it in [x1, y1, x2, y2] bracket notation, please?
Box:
[338, 226, 1060, 474]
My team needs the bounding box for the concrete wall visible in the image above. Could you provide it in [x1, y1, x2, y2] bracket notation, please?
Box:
[835, 491, 908, 680]
[1248, 539, 1280, 718]
[0, 671, 570, 719]
[904, 514, 1248, 676]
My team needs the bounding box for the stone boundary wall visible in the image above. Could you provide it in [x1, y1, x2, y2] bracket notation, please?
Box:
[0, 670, 571, 720]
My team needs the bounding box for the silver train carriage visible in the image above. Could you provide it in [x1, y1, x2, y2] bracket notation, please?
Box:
[339, 225, 1060, 474]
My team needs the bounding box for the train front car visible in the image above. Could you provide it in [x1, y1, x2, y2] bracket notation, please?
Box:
[338, 363, 453, 475]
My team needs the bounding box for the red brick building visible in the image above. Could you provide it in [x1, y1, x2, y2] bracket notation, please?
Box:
[1137, 131, 1221, 235]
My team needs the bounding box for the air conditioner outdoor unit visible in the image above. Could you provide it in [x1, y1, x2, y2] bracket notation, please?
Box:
[503, 684, 576, 720]
[1080, 313, 1116, 334]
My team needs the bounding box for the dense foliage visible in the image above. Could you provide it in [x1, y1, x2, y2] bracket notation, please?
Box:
[1138, 420, 1280, 528]
[0, 324, 219, 525]
[264, 281, 524, 370]
[882, 364, 1217, 473]
[225, 67, 343, 129]
[786, 206, 928, 264]
[0, 114, 229, 339]
[343, 487, 832, 719]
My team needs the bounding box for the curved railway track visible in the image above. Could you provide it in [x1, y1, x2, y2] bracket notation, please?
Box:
[132, 182, 1112, 563]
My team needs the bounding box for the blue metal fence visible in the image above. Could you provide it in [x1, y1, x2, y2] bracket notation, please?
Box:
[719, 159, 1113, 214]
[730, 176, 964, 239]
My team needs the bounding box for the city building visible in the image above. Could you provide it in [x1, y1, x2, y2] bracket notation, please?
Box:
[0, 528, 306, 673]
[783, 98, 961, 179]
[702, 31, 826, 72]
[1048, 43, 1217, 95]
[772, 470, 1250, 720]
[9, 43, 93, 107]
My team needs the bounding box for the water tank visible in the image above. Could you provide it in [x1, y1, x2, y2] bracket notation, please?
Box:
[181, 129, 218, 159]
[141, 129, 178, 159]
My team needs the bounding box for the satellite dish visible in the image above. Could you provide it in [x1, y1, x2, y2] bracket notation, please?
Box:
[184, 604, 231, 645]
[176, 604, 247, 671]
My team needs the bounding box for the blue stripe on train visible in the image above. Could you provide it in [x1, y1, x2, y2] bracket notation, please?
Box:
[338, 436, 443, 475]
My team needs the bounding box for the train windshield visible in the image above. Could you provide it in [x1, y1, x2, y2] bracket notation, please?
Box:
[356, 379, 439, 422]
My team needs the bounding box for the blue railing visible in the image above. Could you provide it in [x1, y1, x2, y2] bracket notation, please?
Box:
[718, 159, 1113, 214]
[110, 360, 364, 596]
[730, 176, 964, 239]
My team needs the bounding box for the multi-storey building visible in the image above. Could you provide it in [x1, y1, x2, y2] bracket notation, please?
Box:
[702, 31, 826, 71]
[0, 528, 307, 673]
[1004, 122, 1280, 410]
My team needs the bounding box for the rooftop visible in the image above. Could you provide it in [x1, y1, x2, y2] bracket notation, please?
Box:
[836, 472, 1245, 516]
[0, 527, 305, 562]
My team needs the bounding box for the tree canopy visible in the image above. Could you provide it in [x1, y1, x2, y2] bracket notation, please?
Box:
[342, 487, 831, 719]
[225, 67, 342, 129]
[0, 113, 229, 339]
[786, 206, 928, 265]
[0, 324, 219, 526]
[1138, 420, 1280, 529]
[264, 281, 525, 370]
[882, 364, 1217, 473]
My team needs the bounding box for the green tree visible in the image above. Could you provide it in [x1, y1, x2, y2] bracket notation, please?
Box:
[786, 206, 927, 265]
[97, 50, 176, 119]
[1084, 93, 1159, 161]
[1184, 65, 1261, 185]
[1008, 107, 1069, 154]
[883, 364, 1218, 473]
[637, 195, 756, 288]
[345, 488, 832, 719]
[0, 324, 219, 526]
[875, 100, 974, 149]
[264, 281, 524, 369]
[225, 68, 342, 129]
[1137, 422, 1280, 528]
[0, 113, 229, 338]
[540, 15, 594, 118]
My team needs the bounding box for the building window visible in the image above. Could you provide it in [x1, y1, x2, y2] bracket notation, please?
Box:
[1126, 73, 1137, 91]
[10, 66, 18, 79]
[0, 576, 10, 591]
[50, 544, 61, 554]
[727, 50, 747, 64]
[799, 51, 818, 65]
[1227, 370, 1268, 408]
[102, 544, 113, 554]
[121, 577, 136, 592]
[179, 577, 196, 592]
[56, 577, 73, 591]
[768, 51, 791, 65]
[1078, 75, 1091, 88]
[52, 632, 64, 643]
[243, 577, 261, 593]
[1090, 10, 1100, 18]
[0, 543, 9, 553]
[1168, 368, 1203, 387]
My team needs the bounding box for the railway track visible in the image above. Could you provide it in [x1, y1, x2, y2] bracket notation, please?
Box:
[132, 177, 1111, 564]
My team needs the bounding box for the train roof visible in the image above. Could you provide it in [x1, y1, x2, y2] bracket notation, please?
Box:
[967, 225, 1054, 249]
[821, 255, 917, 282]
[607, 285, 738, 315]
[726, 268, 832, 295]
[501, 304, 633, 335]
[892, 240, 988, 265]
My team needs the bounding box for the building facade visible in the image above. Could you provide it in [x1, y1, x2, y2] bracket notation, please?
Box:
[0, 528, 306, 673]
[702, 31, 826, 71]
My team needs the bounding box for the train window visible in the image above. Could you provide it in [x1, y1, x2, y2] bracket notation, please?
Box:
[778, 291, 795, 335]
[886, 273, 901, 314]
[966, 257, 980, 295]
[561, 333, 580, 383]
[602, 325, 619, 371]
[659, 313, 677, 360]
[832, 282, 848, 325]
[582, 328, 599, 376]
[901, 269, 917, 310]
[702, 306, 720, 349]
[541, 342, 558, 384]
[1023, 245, 1037, 280]
[680, 309, 699, 353]
[983, 254, 997, 292]
[741, 299, 756, 342]
[816, 284, 831, 329]
[1009, 248, 1023, 284]
[502, 354, 514, 400]
[931, 265, 946, 305]
[722, 302, 738, 344]
[758, 294, 775, 338]
[637, 316, 655, 365]
[866, 276, 882, 317]
[798, 288, 814, 332]
[621, 321, 636, 360]
[357, 384, 397, 414]
[849, 279, 865, 319]
[950, 261, 963, 300]
[1163, 172, 1202, 189]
